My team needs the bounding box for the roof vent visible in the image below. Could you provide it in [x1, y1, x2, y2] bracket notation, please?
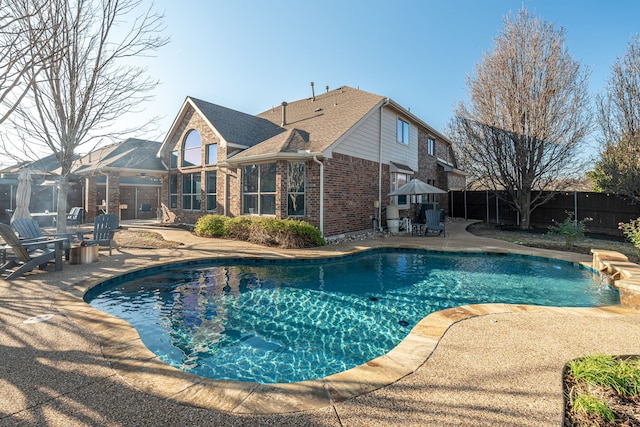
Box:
[281, 101, 288, 126]
[310, 82, 315, 102]
[326, 85, 329, 93]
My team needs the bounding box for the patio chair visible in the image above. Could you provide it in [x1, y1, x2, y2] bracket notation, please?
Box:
[139, 203, 152, 219]
[77, 214, 119, 255]
[66, 207, 85, 226]
[425, 209, 446, 237]
[0, 223, 65, 280]
[11, 218, 74, 258]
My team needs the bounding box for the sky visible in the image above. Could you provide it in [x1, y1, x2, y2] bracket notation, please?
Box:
[81, 1, 640, 159]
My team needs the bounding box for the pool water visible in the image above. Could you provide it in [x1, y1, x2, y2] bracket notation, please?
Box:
[85, 250, 618, 383]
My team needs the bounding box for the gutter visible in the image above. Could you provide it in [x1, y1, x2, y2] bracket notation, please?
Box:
[311, 154, 324, 236]
[378, 98, 389, 229]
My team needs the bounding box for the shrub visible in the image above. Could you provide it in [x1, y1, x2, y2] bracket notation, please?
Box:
[548, 212, 592, 247]
[194, 214, 228, 237]
[618, 218, 640, 253]
[225, 216, 253, 240]
[195, 215, 324, 248]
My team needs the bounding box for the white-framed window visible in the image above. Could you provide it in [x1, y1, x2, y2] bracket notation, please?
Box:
[182, 172, 201, 210]
[242, 163, 276, 215]
[287, 162, 305, 216]
[182, 129, 202, 167]
[428, 138, 435, 156]
[397, 118, 409, 144]
[206, 171, 217, 211]
[206, 144, 218, 165]
[391, 172, 410, 208]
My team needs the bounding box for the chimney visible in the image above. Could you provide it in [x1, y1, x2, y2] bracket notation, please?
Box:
[310, 82, 315, 101]
[281, 101, 288, 126]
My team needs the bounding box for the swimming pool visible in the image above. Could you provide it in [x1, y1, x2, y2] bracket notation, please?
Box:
[85, 249, 618, 383]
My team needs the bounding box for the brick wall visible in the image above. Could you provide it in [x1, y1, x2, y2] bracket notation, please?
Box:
[159, 104, 225, 224]
[321, 153, 387, 236]
[416, 129, 450, 211]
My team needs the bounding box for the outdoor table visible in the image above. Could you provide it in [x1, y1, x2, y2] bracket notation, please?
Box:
[32, 212, 57, 227]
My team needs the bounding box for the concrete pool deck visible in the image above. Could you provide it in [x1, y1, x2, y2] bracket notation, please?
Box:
[2, 219, 640, 426]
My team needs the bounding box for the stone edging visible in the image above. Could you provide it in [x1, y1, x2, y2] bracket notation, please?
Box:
[591, 249, 640, 310]
[54, 250, 640, 415]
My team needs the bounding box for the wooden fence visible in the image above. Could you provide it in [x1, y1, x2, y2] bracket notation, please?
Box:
[449, 191, 640, 235]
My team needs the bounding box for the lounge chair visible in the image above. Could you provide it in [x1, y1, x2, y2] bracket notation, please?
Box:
[0, 223, 65, 280]
[425, 209, 446, 237]
[77, 214, 119, 255]
[12, 218, 74, 258]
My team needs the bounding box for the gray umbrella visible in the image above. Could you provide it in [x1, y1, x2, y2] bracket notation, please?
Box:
[11, 168, 32, 223]
[388, 178, 446, 196]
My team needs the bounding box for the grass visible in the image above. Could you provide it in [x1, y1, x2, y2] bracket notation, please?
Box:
[565, 354, 640, 426]
[571, 392, 616, 422]
[568, 354, 640, 397]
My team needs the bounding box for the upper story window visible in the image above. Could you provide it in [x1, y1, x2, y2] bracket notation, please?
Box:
[206, 144, 218, 165]
[182, 129, 202, 167]
[428, 138, 435, 156]
[170, 151, 178, 168]
[397, 118, 409, 145]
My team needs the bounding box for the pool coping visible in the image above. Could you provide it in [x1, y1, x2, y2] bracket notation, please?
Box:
[55, 246, 640, 415]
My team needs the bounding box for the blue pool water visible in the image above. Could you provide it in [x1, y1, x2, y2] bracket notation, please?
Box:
[85, 249, 618, 384]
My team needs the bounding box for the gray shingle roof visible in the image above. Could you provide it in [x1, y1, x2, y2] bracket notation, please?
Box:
[72, 138, 165, 174]
[189, 97, 285, 147]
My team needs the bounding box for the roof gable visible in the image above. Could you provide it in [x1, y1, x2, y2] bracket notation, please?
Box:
[230, 86, 384, 161]
[189, 97, 285, 146]
[72, 138, 165, 175]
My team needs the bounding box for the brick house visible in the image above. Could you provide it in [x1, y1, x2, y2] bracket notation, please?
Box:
[157, 86, 465, 237]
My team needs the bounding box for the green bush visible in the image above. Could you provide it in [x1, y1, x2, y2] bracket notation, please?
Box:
[194, 214, 228, 237]
[548, 211, 592, 247]
[225, 216, 253, 240]
[194, 215, 324, 248]
[619, 218, 640, 253]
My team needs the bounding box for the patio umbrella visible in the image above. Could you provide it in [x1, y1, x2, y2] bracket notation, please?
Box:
[11, 168, 32, 223]
[388, 178, 446, 196]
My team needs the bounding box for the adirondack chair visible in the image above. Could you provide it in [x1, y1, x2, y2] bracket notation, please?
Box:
[77, 214, 119, 255]
[12, 218, 74, 258]
[425, 209, 446, 237]
[0, 223, 65, 280]
[66, 207, 85, 226]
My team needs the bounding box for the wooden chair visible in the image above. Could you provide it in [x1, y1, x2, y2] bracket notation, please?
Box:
[0, 223, 65, 280]
[77, 214, 119, 255]
[425, 209, 446, 237]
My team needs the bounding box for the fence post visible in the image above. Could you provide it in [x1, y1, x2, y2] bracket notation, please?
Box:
[486, 190, 489, 222]
[574, 191, 578, 225]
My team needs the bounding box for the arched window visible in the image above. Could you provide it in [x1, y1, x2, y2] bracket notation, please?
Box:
[182, 129, 202, 167]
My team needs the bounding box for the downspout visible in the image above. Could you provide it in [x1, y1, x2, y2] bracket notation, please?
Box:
[312, 155, 324, 236]
[378, 98, 389, 229]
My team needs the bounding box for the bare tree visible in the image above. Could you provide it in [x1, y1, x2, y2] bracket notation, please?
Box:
[0, 0, 60, 126]
[4, 0, 168, 230]
[590, 35, 640, 199]
[449, 8, 591, 229]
